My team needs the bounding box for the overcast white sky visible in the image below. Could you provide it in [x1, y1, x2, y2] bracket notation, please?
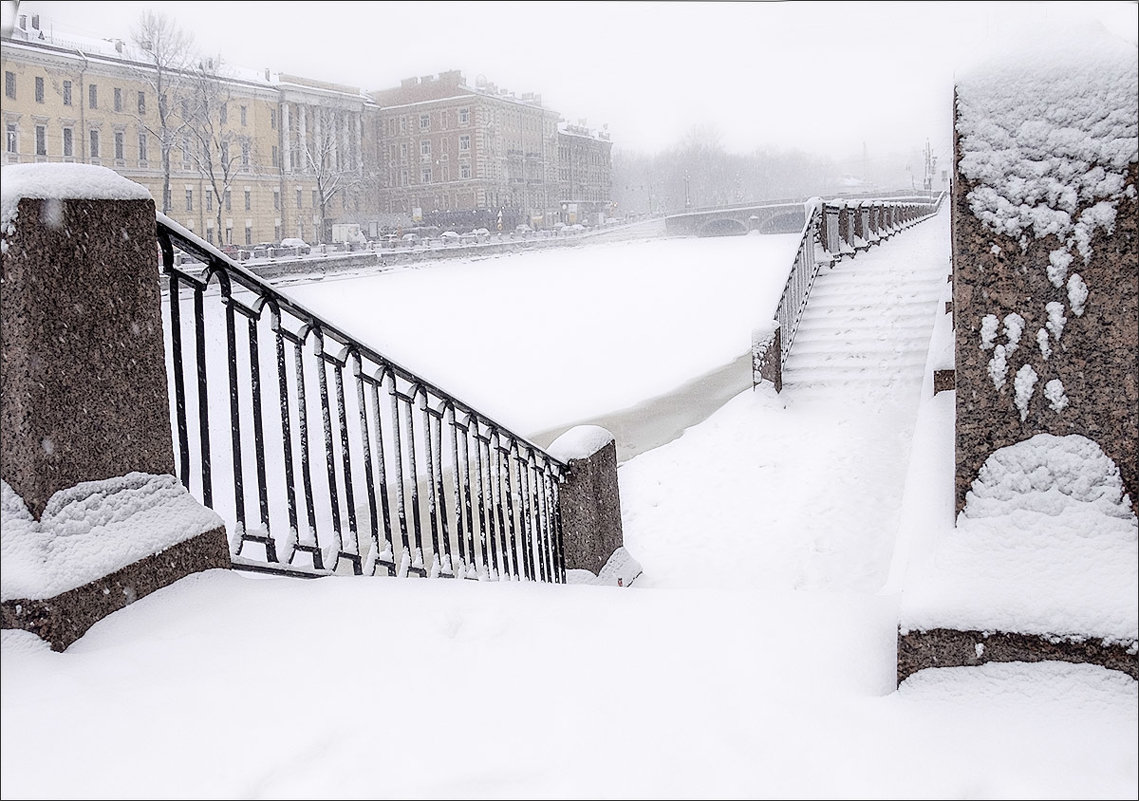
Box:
[5, 1, 1138, 165]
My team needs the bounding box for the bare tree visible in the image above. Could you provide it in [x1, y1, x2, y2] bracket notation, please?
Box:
[129, 11, 194, 215]
[183, 58, 259, 246]
[299, 106, 361, 243]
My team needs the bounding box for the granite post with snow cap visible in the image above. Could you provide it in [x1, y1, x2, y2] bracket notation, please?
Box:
[549, 425, 640, 587]
[1, 163, 229, 650]
[898, 27, 1138, 685]
[950, 29, 1138, 515]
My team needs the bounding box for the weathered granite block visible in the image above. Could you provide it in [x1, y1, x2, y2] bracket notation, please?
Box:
[953, 155, 1138, 514]
[549, 426, 625, 576]
[1, 524, 229, 651]
[2, 196, 175, 517]
[898, 627, 1138, 685]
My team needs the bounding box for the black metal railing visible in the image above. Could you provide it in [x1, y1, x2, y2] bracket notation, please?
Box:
[769, 194, 945, 371]
[156, 213, 567, 582]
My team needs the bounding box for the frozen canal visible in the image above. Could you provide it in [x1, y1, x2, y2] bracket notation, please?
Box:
[286, 233, 801, 455]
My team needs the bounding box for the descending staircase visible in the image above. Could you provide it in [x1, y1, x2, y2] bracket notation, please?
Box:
[781, 218, 949, 396]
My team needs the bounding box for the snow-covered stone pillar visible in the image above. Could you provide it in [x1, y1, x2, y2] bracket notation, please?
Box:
[951, 45, 1138, 515]
[548, 425, 639, 586]
[751, 320, 782, 392]
[821, 203, 841, 255]
[1, 164, 229, 650]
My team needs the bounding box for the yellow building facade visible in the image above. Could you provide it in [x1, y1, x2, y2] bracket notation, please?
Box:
[2, 21, 376, 246]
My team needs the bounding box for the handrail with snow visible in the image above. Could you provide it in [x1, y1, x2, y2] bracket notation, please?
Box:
[769, 193, 945, 372]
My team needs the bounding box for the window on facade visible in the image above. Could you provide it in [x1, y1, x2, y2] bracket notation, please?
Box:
[420, 140, 430, 157]
[89, 129, 100, 159]
[221, 141, 229, 168]
[420, 114, 429, 131]
[138, 132, 147, 163]
[460, 163, 471, 179]
[270, 109, 276, 130]
[114, 87, 122, 112]
[398, 116, 406, 134]
[459, 135, 470, 152]
[245, 225, 252, 246]
[312, 189, 318, 208]
[62, 127, 73, 158]
[241, 140, 250, 168]
[271, 145, 278, 167]
[114, 131, 124, 162]
[182, 135, 192, 168]
[244, 189, 251, 211]
[5, 71, 15, 100]
[35, 125, 46, 156]
[135, 91, 145, 115]
[421, 168, 432, 183]
[206, 192, 213, 212]
[226, 226, 233, 244]
[399, 169, 407, 186]
[224, 190, 231, 211]
[5, 123, 17, 154]
[88, 83, 97, 109]
[220, 103, 228, 124]
[240, 106, 247, 126]
[186, 189, 194, 212]
[34, 76, 44, 103]
[63, 80, 72, 106]
[296, 188, 302, 208]
[273, 191, 280, 210]
[459, 107, 469, 125]
[399, 142, 407, 162]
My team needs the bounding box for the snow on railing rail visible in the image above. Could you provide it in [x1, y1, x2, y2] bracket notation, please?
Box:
[156, 213, 567, 583]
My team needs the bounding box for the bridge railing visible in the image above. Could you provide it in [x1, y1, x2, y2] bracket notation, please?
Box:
[755, 193, 945, 388]
[157, 213, 568, 583]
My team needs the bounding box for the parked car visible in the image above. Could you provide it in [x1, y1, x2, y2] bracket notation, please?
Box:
[219, 243, 241, 259]
[280, 237, 311, 255]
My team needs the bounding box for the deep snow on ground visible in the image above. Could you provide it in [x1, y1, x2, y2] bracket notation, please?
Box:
[3, 205, 1136, 799]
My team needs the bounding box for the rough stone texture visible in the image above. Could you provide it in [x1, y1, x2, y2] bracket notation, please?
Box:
[897, 627, 1138, 685]
[1, 523, 230, 651]
[952, 142, 1138, 515]
[2, 197, 175, 518]
[752, 325, 782, 392]
[933, 369, 956, 395]
[557, 437, 624, 575]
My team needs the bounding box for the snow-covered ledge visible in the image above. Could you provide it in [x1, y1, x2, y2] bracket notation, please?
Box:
[549, 426, 639, 586]
[1, 164, 230, 649]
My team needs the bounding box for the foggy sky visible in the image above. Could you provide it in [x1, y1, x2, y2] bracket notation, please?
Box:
[5, 1, 1137, 168]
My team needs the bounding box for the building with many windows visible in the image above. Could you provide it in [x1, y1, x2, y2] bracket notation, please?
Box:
[369, 70, 568, 232]
[2, 14, 612, 241]
[2, 13, 376, 246]
[557, 121, 613, 226]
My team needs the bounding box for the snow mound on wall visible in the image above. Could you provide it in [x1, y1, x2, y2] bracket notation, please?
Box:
[901, 433, 1138, 643]
[955, 29, 1138, 255]
[963, 433, 1134, 519]
[1, 473, 225, 602]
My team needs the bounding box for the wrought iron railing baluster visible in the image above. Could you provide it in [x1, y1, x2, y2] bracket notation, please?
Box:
[156, 214, 567, 581]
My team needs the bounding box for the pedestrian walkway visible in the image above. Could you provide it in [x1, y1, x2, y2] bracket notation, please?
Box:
[620, 206, 951, 592]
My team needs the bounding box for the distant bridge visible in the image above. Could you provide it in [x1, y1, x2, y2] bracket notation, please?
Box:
[665, 193, 943, 237]
[664, 202, 806, 237]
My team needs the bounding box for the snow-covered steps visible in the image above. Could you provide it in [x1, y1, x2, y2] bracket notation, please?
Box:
[782, 217, 950, 396]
